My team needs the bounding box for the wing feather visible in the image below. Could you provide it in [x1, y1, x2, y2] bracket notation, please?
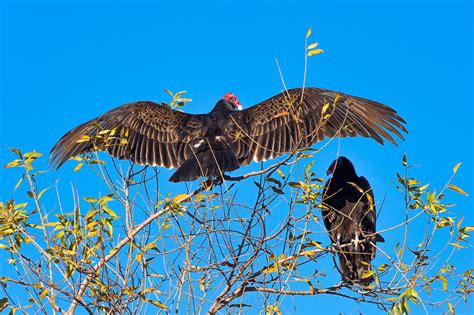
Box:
[228, 88, 407, 164]
[49, 101, 202, 169]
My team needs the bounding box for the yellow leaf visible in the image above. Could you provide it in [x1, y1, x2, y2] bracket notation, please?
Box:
[38, 187, 50, 199]
[449, 242, 465, 249]
[173, 194, 188, 203]
[76, 135, 91, 143]
[453, 162, 461, 173]
[307, 42, 318, 50]
[74, 163, 83, 172]
[321, 102, 329, 114]
[263, 262, 278, 273]
[306, 27, 312, 39]
[461, 226, 474, 233]
[24, 152, 42, 159]
[4, 160, 22, 168]
[448, 302, 455, 315]
[438, 275, 448, 292]
[162, 222, 171, 231]
[308, 49, 324, 56]
[39, 290, 48, 300]
[266, 304, 282, 315]
[143, 242, 157, 251]
[199, 275, 206, 291]
[361, 269, 375, 279]
[377, 263, 388, 272]
[447, 184, 468, 196]
[149, 300, 168, 309]
[276, 168, 285, 179]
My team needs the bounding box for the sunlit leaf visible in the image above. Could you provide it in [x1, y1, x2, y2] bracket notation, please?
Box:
[447, 184, 468, 196]
[37, 187, 50, 199]
[306, 27, 312, 39]
[361, 269, 375, 279]
[149, 300, 168, 309]
[173, 194, 188, 203]
[448, 302, 455, 315]
[276, 168, 285, 179]
[453, 162, 461, 173]
[266, 304, 282, 315]
[308, 49, 324, 56]
[74, 163, 83, 172]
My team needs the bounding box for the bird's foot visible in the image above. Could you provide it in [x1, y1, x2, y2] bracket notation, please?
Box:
[352, 234, 360, 251]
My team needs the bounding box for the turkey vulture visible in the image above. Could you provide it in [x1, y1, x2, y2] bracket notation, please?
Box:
[322, 156, 384, 284]
[49, 88, 407, 182]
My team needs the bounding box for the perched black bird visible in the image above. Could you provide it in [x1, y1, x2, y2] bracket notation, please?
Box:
[322, 156, 385, 284]
[50, 88, 407, 182]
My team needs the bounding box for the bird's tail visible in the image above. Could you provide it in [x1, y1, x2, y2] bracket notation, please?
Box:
[338, 233, 384, 284]
[169, 146, 239, 182]
[338, 251, 374, 285]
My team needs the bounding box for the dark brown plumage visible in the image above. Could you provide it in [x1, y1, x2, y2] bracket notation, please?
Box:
[49, 88, 407, 182]
[322, 156, 384, 284]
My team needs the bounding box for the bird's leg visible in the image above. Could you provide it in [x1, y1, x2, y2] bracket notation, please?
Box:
[352, 233, 360, 252]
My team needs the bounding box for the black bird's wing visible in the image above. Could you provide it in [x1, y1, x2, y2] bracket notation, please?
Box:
[226, 88, 407, 165]
[49, 101, 205, 169]
[321, 178, 341, 243]
[357, 175, 381, 258]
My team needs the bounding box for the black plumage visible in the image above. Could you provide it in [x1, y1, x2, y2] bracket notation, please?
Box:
[322, 156, 384, 284]
[50, 88, 407, 182]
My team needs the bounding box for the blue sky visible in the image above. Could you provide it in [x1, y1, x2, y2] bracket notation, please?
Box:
[1, 0, 472, 313]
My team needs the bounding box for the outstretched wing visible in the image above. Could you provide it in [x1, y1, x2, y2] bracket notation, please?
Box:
[49, 101, 205, 169]
[226, 88, 407, 165]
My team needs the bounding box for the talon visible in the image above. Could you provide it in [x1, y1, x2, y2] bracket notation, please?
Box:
[353, 234, 360, 251]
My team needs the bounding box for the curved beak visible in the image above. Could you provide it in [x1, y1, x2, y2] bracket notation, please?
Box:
[326, 161, 336, 176]
[237, 105, 243, 111]
[326, 167, 333, 176]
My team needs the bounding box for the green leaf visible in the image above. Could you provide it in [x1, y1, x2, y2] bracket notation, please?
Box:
[402, 152, 407, 166]
[447, 184, 468, 196]
[307, 42, 318, 49]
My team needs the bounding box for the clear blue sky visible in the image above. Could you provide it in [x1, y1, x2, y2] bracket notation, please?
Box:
[1, 0, 472, 314]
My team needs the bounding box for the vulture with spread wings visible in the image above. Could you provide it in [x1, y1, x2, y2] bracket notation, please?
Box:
[50, 88, 407, 182]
